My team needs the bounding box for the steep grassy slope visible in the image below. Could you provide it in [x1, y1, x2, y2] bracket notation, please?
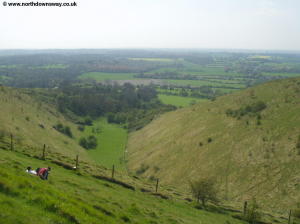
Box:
[0, 85, 252, 223]
[0, 86, 91, 163]
[0, 146, 252, 224]
[127, 77, 300, 212]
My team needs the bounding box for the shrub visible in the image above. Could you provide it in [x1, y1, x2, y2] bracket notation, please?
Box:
[77, 125, 85, 132]
[244, 198, 261, 223]
[136, 164, 149, 175]
[226, 101, 267, 119]
[293, 208, 300, 219]
[84, 117, 93, 126]
[79, 137, 88, 149]
[190, 177, 218, 207]
[79, 135, 97, 149]
[64, 126, 73, 138]
[207, 137, 212, 143]
[53, 123, 73, 138]
[87, 135, 97, 149]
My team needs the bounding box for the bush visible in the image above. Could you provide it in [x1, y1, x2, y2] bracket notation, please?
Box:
[79, 135, 97, 149]
[87, 135, 97, 149]
[84, 117, 93, 126]
[77, 125, 85, 132]
[207, 137, 212, 143]
[79, 137, 88, 149]
[244, 198, 261, 223]
[190, 177, 218, 207]
[293, 208, 300, 219]
[64, 126, 73, 138]
[136, 164, 149, 175]
[53, 123, 73, 138]
[226, 101, 267, 119]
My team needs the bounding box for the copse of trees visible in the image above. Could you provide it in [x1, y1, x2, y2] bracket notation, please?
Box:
[79, 135, 97, 149]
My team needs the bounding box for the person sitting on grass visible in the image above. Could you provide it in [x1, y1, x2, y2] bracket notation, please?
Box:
[37, 167, 51, 180]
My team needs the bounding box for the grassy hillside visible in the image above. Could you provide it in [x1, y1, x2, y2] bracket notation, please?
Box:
[0, 86, 91, 163]
[127, 77, 300, 213]
[0, 85, 254, 224]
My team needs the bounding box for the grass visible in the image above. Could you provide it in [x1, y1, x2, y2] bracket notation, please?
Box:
[158, 94, 208, 107]
[128, 58, 180, 62]
[30, 64, 68, 69]
[83, 118, 128, 171]
[262, 72, 300, 77]
[78, 72, 138, 81]
[165, 79, 245, 88]
[127, 77, 300, 213]
[0, 86, 92, 163]
[0, 146, 249, 224]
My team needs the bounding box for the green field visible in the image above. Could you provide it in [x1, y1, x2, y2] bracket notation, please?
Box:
[79, 72, 137, 81]
[165, 79, 245, 88]
[158, 94, 208, 107]
[30, 64, 68, 69]
[83, 118, 128, 171]
[128, 57, 180, 62]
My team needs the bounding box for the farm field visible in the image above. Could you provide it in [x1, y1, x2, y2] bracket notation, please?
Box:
[158, 94, 208, 107]
[79, 72, 138, 81]
[83, 118, 128, 171]
[128, 57, 180, 62]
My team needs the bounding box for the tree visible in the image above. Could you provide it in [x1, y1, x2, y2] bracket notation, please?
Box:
[79, 137, 88, 149]
[190, 177, 218, 207]
[244, 198, 261, 224]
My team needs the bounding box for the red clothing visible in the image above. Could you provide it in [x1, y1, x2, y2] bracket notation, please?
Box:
[37, 168, 48, 176]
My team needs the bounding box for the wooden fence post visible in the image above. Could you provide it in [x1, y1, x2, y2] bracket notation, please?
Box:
[10, 134, 13, 151]
[75, 155, 79, 170]
[155, 178, 159, 193]
[112, 165, 115, 179]
[42, 144, 46, 160]
[243, 201, 248, 217]
[288, 209, 292, 224]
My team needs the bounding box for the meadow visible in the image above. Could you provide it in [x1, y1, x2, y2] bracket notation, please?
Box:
[158, 94, 208, 107]
[82, 118, 128, 171]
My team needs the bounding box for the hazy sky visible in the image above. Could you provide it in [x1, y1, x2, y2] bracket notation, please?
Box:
[1, 0, 300, 50]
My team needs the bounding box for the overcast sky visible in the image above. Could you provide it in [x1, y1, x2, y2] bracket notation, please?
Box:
[1, 0, 300, 50]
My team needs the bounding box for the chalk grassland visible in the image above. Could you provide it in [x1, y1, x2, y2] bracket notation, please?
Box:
[83, 118, 128, 171]
[158, 94, 208, 107]
[127, 77, 300, 212]
[0, 86, 92, 163]
[0, 149, 251, 224]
